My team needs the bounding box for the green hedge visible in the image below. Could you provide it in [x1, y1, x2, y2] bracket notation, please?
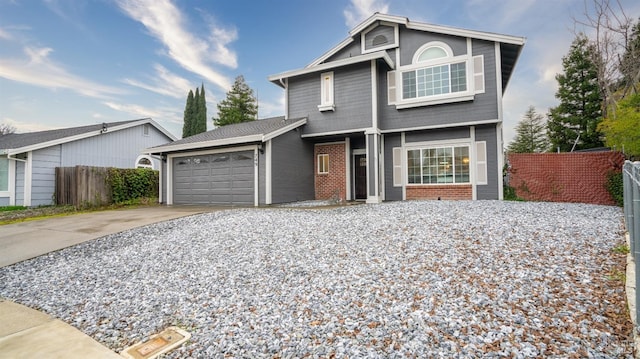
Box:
[107, 168, 158, 204]
[605, 170, 624, 207]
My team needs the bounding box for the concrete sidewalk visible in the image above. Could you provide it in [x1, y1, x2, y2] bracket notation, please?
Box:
[0, 205, 217, 358]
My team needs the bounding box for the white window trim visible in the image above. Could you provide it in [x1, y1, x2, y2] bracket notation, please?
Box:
[412, 41, 454, 63]
[142, 124, 150, 136]
[404, 141, 472, 186]
[391, 40, 478, 109]
[318, 71, 335, 112]
[135, 154, 155, 169]
[361, 22, 399, 54]
[317, 154, 329, 174]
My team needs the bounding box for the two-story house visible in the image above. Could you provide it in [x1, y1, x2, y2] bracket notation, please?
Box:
[147, 13, 525, 206]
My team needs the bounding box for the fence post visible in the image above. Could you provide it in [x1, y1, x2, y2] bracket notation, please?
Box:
[630, 162, 640, 326]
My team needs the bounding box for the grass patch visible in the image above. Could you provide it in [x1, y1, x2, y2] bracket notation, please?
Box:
[0, 206, 28, 212]
[0, 199, 160, 226]
[612, 244, 630, 255]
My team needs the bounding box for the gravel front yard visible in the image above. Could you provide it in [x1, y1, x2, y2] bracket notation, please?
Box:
[0, 201, 633, 358]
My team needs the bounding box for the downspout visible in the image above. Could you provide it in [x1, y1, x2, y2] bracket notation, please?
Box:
[7, 153, 26, 162]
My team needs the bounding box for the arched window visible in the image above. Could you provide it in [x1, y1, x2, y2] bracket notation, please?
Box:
[372, 34, 388, 46]
[412, 42, 454, 64]
[135, 155, 155, 169]
[402, 41, 467, 100]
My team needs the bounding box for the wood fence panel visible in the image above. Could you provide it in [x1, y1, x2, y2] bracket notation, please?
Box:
[55, 166, 112, 207]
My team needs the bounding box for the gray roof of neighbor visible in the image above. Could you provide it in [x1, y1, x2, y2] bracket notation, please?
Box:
[0, 120, 137, 150]
[148, 116, 306, 153]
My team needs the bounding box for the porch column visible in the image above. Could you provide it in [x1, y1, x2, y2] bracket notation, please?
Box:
[365, 129, 382, 204]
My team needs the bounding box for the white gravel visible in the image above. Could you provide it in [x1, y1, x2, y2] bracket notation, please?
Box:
[0, 200, 632, 358]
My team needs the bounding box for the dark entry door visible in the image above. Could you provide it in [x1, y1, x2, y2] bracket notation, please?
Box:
[354, 154, 367, 200]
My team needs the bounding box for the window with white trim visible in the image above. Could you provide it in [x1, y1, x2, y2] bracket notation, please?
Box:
[406, 145, 470, 184]
[317, 154, 329, 174]
[403, 43, 466, 101]
[318, 72, 335, 112]
[0, 156, 8, 191]
[142, 124, 150, 136]
[389, 41, 482, 108]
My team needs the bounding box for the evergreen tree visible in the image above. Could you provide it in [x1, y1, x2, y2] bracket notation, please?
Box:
[182, 89, 195, 138]
[507, 106, 550, 153]
[195, 84, 207, 134]
[213, 75, 258, 127]
[547, 34, 604, 152]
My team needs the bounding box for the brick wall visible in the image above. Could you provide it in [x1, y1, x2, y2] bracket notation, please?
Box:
[314, 143, 346, 200]
[507, 151, 624, 205]
[406, 185, 472, 200]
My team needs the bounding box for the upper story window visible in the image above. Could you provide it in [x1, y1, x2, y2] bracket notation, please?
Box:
[403, 42, 467, 101]
[387, 41, 484, 109]
[142, 124, 150, 136]
[318, 72, 335, 112]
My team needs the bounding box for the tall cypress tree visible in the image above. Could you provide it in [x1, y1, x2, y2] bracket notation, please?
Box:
[182, 89, 195, 138]
[195, 84, 207, 134]
[547, 34, 604, 152]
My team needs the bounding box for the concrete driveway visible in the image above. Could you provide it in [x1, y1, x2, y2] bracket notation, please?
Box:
[0, 206, 217, 268]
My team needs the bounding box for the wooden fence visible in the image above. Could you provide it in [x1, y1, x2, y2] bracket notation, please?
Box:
[55, 166, 111, 207]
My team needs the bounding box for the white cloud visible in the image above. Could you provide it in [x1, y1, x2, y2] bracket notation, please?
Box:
[344, 0, 389, 28]
[258, 92, 286, 119]
[103, 101, 164, 119]
[116, 0, 235, 91]
[1, 117, 58, 133]
[0, 46, 123, 98]
[122, 64, 193, 99]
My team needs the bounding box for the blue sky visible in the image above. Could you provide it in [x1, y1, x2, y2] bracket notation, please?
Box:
[1, 0, 639, 143]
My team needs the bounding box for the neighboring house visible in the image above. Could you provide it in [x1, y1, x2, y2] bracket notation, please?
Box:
[0, 118, 176, 207]
[147, 13, 525, 206]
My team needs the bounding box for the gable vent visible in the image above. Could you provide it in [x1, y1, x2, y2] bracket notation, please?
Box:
[372, 35, 388, 46]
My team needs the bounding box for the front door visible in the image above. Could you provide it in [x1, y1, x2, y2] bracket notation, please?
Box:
[354, 154, 367, 200]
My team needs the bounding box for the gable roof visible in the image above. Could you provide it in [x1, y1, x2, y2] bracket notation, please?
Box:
[270, 13, 525, 91]
[146, 116, 307, 154]
[0, 118, 177, 155]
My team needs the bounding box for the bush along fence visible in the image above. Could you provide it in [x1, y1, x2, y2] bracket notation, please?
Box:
[55, 165, 158, 207]
[624, 161, 640, 325]
[507, 151, 625, 205]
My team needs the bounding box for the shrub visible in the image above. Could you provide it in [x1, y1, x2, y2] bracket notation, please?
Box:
[107, 168, 158, 204]
[605, 170, 623, 207]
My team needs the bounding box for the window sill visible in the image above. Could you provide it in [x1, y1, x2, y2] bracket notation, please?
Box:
[318, 104, 335, 112]
[395, 94, 474, 110]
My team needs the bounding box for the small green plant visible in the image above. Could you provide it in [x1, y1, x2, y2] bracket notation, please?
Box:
[0, 206, 27, 212]
[503, 186, 524, 201]
[612, 243, 630, 255]
[606, 269, 626, 282]
[605, 170, 623, 207]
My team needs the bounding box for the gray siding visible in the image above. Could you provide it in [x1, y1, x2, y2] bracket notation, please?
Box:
[0, 197, 7, 206]
[289, 63, 372, 136]
[405, 127, 470, 143]
[383, 133, 402, 201]
[379, 37, 498, 132]
[31, 146, 61, 206]
[271, 130, 314, 203]
[475, 124, 499, 200]
[325, 41, 362, 63]
[15, 161, 24, 206]
[399, 28, 467, 66]
[364, 25, 395, 51]
[61, 125, 172, 168]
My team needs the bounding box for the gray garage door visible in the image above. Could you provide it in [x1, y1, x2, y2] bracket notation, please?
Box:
[173, 151, 255, 205]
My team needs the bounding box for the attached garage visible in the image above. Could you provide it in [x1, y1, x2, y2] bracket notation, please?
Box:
[145, 117, 314, 206]
[172, 150, 255, 205]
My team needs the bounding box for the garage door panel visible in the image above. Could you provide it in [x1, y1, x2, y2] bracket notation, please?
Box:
[173, 150, 255, 205]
